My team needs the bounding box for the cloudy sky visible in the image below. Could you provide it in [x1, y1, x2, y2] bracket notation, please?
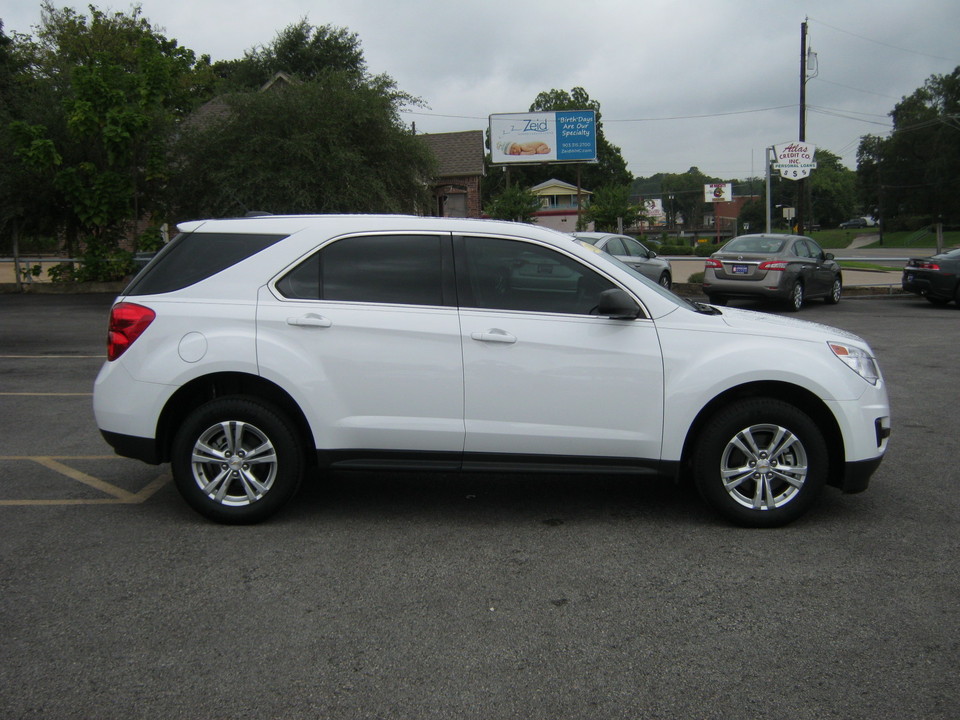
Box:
[4, 0, 958, 179]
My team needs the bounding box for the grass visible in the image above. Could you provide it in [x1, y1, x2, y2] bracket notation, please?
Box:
[810, 228, 960, 249]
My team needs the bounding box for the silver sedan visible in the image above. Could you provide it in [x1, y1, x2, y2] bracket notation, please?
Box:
[572, 232, 672, 288]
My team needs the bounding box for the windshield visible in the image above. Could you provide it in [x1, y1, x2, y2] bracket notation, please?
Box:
[721, 236, 786, 254]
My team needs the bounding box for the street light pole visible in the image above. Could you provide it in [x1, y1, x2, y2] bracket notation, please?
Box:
[797, 19, 808, 235]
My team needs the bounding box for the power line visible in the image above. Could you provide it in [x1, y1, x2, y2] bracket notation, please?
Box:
[808, 17, 960, 64]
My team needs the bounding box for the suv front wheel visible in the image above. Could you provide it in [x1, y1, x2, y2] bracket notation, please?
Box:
[171, 396, 304, 524]
[692, 398, 827, 527]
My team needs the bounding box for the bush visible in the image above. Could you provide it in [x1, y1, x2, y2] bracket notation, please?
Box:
[694, 244, 716, 257]
[661, 245, 693, 255]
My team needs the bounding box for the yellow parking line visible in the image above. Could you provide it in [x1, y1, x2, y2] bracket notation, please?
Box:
[0, 456, 171, 505]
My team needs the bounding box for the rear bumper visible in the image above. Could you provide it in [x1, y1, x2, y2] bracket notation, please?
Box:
[100, 430, 162, 465]
[703, 276, 789, 300]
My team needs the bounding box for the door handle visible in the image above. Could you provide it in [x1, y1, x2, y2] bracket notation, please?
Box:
[286, 314, 332, 328]
[470, 329, 516, 344]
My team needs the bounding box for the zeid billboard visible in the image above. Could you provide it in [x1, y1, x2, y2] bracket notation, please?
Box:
[489, 111, 598, 165]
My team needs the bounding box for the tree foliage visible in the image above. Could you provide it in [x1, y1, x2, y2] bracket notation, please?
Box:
[483, 184, 542, 223]
[857, 66, 960, 225]
[169, 74, 435, 218]
[659, 167, 717, 230]
[585, 185, 643, 232]
[3, 3, 209, 278]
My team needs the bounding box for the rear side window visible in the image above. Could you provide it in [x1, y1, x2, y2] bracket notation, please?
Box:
[124, 232, 288, 295]
[276, 234, 451, 306]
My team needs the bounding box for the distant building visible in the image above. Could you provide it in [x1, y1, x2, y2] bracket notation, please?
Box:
[529, 178, 594, 232]
[419, 131, 485, 218]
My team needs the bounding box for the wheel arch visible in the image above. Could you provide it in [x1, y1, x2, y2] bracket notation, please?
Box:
[679, 380, 845, 489]
[156, 372, 315, 464]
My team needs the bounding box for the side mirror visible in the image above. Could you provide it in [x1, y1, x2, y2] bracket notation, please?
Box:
[597, 288, 640, 319]
[824, 252, 835, 261]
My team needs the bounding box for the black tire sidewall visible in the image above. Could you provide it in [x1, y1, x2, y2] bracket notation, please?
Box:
[788, 281, 804, 311]
[171, 396, 304, 524]
[693, 398, 828, 527]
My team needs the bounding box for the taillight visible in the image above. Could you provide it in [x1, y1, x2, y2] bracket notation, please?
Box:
[107, 302, 156, 361]
[759, 260, 789, 271]
[705, 258, 723, 269]
[918, 261, 940, 270]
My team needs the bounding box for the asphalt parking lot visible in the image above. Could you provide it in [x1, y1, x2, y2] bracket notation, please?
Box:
[1, 291, 958, 719]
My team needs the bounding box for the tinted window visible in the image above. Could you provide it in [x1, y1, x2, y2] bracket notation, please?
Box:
[276, 234, 446, 306]
[622, 237, 649, 258]
[125, 232, 288, 295]
[602, 237, 626, 255]
[459, 236, 617, 315]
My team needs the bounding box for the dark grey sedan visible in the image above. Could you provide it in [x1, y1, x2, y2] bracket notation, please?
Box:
[572, 232, 672, 288]
[703, 233, 842, 311]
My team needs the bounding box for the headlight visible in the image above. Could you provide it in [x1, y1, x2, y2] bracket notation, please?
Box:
[828, 342, 881, 385]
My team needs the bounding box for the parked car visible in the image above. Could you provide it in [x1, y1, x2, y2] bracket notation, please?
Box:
[94, 215, 889, 528]
[902, 248, 960, 305]
[839, 218, 868, 230]
[703, 233, 843, 311]
[572, 232, 672, 288]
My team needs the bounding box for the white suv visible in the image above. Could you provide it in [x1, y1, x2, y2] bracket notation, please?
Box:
[94, 215, 890, 527]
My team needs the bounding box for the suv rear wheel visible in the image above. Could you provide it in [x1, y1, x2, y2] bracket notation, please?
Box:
[692, 398, 827, 527]
[171, 397, 304, 524]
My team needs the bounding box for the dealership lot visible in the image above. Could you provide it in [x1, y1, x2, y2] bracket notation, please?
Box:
[1, 292, 958, 719]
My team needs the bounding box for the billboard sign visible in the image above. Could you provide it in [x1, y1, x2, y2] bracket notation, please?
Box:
[773, 142, 817, 180]
[704, 183, 733, 202]
[489, 111, 597, 165]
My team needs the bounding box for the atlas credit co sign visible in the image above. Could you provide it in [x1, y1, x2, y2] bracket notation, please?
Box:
[489, 111, 598, 165]
[773, 142, 817, 180]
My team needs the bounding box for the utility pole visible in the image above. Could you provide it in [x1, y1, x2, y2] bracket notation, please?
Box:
[796, 19, 807, 236]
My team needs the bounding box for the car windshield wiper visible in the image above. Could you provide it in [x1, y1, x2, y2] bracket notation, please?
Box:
[692, 301, 722, 315]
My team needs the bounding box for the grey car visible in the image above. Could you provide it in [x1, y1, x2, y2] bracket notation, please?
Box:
[572, 232, 672, 288]
[703, 233, 842, 311]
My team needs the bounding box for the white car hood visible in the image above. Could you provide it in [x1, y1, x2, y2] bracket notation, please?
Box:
[717, 306, 867, 345]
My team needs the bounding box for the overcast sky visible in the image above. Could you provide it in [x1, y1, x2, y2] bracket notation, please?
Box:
[4, 0, 959, 179]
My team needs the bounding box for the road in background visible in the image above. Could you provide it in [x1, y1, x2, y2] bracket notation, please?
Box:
[1, 292, 958, 720]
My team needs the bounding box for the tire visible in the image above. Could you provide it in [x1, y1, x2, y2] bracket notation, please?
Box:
[171, 396, 305, 524]
[787, 281, 804, 312]
[824, 277, 842, 305]
[925, 295, 950, 306]
[658, 272, 672, 289]
[692, 398, 828, 527]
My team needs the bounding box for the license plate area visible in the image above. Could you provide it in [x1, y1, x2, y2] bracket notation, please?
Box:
[731, 264, 750, 275]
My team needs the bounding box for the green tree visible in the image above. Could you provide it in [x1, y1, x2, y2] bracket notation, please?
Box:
[169, 75, 435, 218]
[483, 184, 542, 223]
[585, 184, 642, 232]
[660, 167, 716, 231]
[4, 3, 208, 279]
[211, 20, 367, 91]
[808, 148, 857, 227]
[857, 66, 960, 225]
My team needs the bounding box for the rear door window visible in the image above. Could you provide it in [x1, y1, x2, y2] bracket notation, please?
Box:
[125, 232, 288, 295]
[276, 234, 454, 307]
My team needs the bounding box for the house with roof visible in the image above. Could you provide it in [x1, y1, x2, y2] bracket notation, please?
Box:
[419, 131, 485, 218]
[529, 179, 593, 232]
